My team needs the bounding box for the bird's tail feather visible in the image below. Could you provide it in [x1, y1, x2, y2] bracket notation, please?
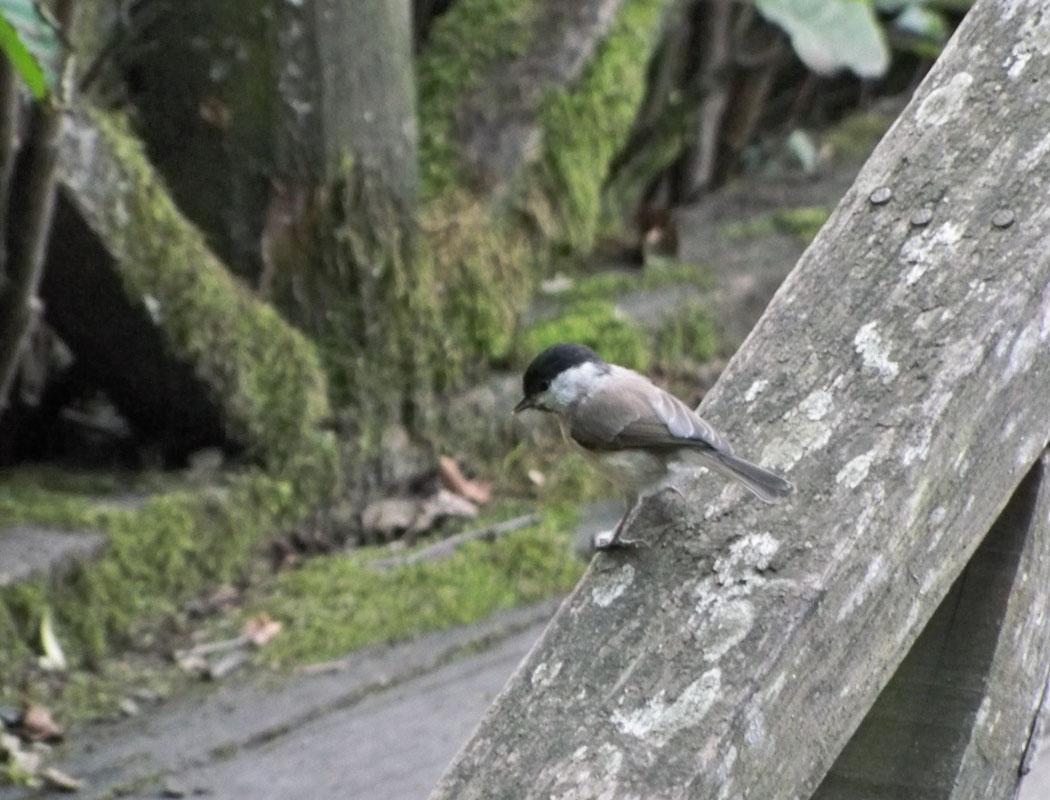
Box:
[705, 451, 793, 504]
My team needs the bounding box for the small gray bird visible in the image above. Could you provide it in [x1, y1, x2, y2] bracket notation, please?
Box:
[513, 342, 792, 547]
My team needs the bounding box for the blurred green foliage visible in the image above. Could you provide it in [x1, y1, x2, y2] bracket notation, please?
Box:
[521, 299, 651, 372]
[0, 0, 59, 99]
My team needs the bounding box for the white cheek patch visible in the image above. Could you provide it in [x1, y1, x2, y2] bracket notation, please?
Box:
[550, 361, 605, 409]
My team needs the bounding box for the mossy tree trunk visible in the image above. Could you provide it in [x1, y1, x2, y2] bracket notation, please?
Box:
[119, 0, 418, 313]
[42, 108, 331, 466]
[413, 0, 676, 374]
[259, 0, 422, 364]
[117, 0, 432, 443]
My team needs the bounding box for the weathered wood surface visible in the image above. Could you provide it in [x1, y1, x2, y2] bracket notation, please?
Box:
[430, 1, 1050, 797]
[813, 457, 1050, 798]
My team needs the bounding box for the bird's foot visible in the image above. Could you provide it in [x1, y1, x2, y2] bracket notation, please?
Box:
[593, 528, 648, 549]
[592, 529, 648, 549]
[659, 484, 687, 504]
[592, 501, 649, 550]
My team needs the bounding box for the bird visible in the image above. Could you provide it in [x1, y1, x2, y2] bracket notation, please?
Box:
[513, 342, 792, 548]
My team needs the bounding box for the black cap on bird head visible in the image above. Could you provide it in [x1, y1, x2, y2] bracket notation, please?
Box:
[513, 342, 604, 414]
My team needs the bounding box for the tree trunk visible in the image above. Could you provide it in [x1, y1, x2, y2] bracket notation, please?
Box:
[261, 0, 419, 334]
[115, 0, 423, 441]
[0, 0, 76, 412]
[430, 1, 1050, 796]
[120, 0, 417, 294]
[419, 0, 675, 251]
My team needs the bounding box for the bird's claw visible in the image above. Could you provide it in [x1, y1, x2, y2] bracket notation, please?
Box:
[593, 529, 647, 549]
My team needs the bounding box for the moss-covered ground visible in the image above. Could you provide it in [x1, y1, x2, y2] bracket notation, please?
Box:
[241, 504, 582, 666]
[1, 489, 562, 711]
[519, 260, 720, 371]
[0, 460, 334, 711]
[720, 205, 833, 246]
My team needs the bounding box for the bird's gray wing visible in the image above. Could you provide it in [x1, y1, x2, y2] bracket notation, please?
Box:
[568, 369, 730, 453]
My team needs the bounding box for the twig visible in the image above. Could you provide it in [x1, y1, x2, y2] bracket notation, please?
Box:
[0, 58, 20, 280]
[369, 513, 541, 570]
[206, 650, 250, 680]
[174, 633, 251, 661]
[0, 0, 77, 411]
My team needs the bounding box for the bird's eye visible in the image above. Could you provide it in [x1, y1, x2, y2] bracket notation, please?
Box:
[538, 379, 550, 391]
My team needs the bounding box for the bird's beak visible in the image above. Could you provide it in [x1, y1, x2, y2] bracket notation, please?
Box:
[512, 396, 534, 415]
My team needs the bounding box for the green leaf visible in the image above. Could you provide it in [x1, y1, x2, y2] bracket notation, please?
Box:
[38, 607, 68, 672]
[894, 5, 949, 41]
[0, 0, 61, 99]
[755, 0, 890, 79]
[873, 0, 910, 12]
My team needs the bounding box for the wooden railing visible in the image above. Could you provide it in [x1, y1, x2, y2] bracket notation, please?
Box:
[430, 1, 1050, 797]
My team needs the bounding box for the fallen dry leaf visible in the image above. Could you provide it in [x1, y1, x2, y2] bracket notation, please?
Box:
[21, 703, 63, 742]
[42, 766, 83, 792]
[176, 654, 208, 675]
[243, 614, 282, 647]
[438, 456, 491, 504]
[362, 489, 479, 542]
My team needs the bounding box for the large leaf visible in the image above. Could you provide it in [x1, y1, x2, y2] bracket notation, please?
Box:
[755, 0, 890, 79]
[0, 0, 61, 99]
[894, 4, 950, 41]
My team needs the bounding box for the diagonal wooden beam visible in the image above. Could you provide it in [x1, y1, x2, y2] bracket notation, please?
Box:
[814, 454, 1050, 798]
[430, 1, 1050, 797]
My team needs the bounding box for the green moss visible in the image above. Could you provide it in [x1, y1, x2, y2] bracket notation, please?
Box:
[722, 205, 832, 245]
[655, 304, 722, 365]
[559, 262, 711, 304]
[251, 505, 583, 665]
[720, 214, 776, 242]
[824, 110, 894, 162]
[1, 759, 35, 788]
[521, 298, 650, 371]
[308, 164, 448, 452]
[415, 0, 550, 371]
[531, 0, 669, 253]
[90, 109, 331, 470]
[0, 458, 337, 679]
[417, 0, 544, 199]
[420, 194, 535, 372]
[772, 205, 832, 244]
[414, 0, 674, 379]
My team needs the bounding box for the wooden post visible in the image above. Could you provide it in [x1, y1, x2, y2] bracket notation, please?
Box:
[430, 1, 1050, 797]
